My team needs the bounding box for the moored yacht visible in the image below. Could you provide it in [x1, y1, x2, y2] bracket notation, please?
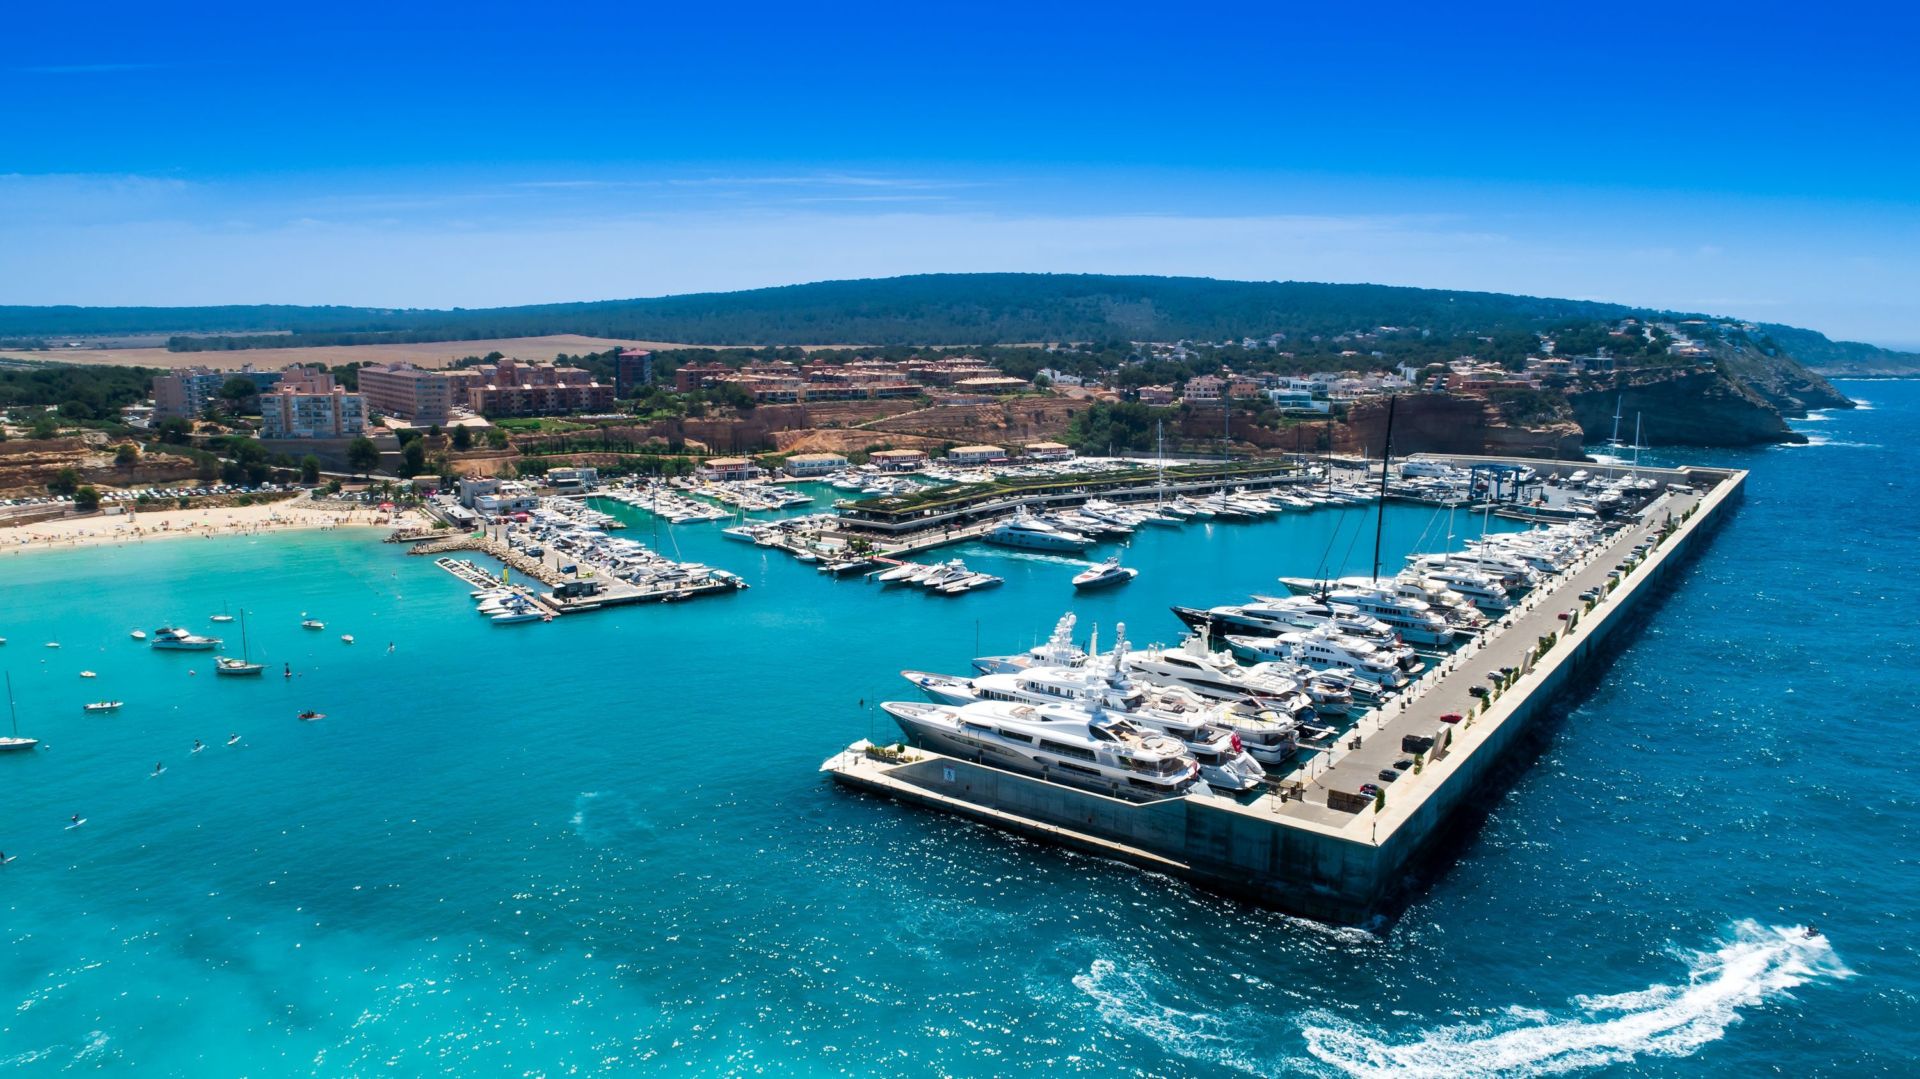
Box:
[881, 699, 1204, 801]
[1320, 585, 1455, 647]
[971, 612, 1091, 674]
[1404, 558, 1512, 611]
[150, 627, 220, 651]
[1245, 626, 1412, 687]
[1122, 630, 1315, 706]
[904, 656, 1276, 787]
[1174, 596, 1398, 646]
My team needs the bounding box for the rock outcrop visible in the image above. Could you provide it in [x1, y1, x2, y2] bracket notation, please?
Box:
[1567, 368, 1805, 447]
[1175, 394, 1587, 461]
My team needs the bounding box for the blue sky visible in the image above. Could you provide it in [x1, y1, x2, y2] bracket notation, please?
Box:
[6, 1, 1918, 346]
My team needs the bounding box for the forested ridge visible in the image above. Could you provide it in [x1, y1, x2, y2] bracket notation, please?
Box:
[1, 274, 1910, 373]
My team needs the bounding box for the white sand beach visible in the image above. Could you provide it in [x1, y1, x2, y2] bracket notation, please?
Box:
[1, 499, 429, 555]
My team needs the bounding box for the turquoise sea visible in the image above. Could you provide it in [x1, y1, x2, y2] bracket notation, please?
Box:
[1, 381, 1911, 1076]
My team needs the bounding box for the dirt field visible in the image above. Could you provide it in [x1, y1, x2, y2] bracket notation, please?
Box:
[0, 335, 679, 371]
[0, 335, 893, 370]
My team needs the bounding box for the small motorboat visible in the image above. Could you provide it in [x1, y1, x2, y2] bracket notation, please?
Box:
[129, 630, 148, 641]
[79, 670, 97, 679]
[82, 701, 122, 713]
[301, 619, 325, 630]
[340, 634, 355, 644]
[296, 710, 325, 722]
[1072, 557, 1139, 590]
[45, 642, 60, 649]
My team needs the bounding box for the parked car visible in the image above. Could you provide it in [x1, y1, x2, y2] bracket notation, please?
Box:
[1376, 769, 1399, 783]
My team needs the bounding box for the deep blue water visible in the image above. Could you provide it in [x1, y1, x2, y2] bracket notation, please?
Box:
[1, 382, 1911, 1075]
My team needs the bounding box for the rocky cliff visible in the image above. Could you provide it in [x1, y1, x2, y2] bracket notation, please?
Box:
[1175, 394, 1587, 461]
[1567, 367, 1807, 447]
[1716, 346, 1853, 414]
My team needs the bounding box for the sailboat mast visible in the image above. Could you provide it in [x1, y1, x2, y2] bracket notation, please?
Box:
[1371, 395, 1396, 584]
[6, 672, 17, 737]
[1155, 420, 1166, 506]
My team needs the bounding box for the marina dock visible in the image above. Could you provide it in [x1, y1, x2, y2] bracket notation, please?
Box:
[412, 531, 741, 611]
[825, 457, 1746, 924]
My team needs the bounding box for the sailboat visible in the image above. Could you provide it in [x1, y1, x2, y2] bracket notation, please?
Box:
[1141, 421, 1183, 525]
[1, 673, 37, 753]
[215, 609, 265, 676]
[210, 602, 235, 624]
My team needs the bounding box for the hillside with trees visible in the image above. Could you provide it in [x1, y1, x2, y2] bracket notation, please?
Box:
[0, 276, 1904, 378]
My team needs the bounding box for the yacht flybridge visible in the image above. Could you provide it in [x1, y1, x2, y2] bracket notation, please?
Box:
[972, 611, 1092, 674]
[880, 699, 1205, 802]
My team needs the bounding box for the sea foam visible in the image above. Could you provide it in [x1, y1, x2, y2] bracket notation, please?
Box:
[1298, 921, 1851, 1078]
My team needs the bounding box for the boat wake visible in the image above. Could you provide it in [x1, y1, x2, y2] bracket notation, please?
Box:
[1298, 921, 1851, 1078]
[1073, 957, 1276, 1075]
[975, 551, 1097, 568]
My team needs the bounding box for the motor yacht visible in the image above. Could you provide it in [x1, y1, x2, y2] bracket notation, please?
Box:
[1072, 557, 1138, 590]
[1173, 596, 1398, 646]
[986, 512, 1092, 552]
[1122, 631, 1318, 708]
[971, 612, 1091, 674]
[904, 663, 1273, 787]
[1236, 626, 1412, 687]
[150, 627, 220, 651]
[881, 699, 1205, 801]
[1320, 586, 1456, 647]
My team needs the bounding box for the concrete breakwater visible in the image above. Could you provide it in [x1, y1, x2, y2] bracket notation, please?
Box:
[825, 461, 1746, 924]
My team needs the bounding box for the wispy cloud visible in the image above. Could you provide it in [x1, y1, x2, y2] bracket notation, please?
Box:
[664, 174, 973, 191]
[787, 194, 955, 204]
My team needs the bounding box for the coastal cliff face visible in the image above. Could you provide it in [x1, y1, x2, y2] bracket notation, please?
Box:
[1175, 395, 1587, 461]
[1567, 369, 1806, 447]
[1340, 395, 1586, 460]
[1717, 348, 1853, 414]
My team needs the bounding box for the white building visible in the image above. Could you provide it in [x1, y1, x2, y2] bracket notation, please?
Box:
[784, 452, 849, 477]
[946, 444, 1006, 466]
[697, 457, 763, 481]
[473, 481, 540, 516]
[1266, 389, 1330, 412]
[259, 371, 366, 439]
